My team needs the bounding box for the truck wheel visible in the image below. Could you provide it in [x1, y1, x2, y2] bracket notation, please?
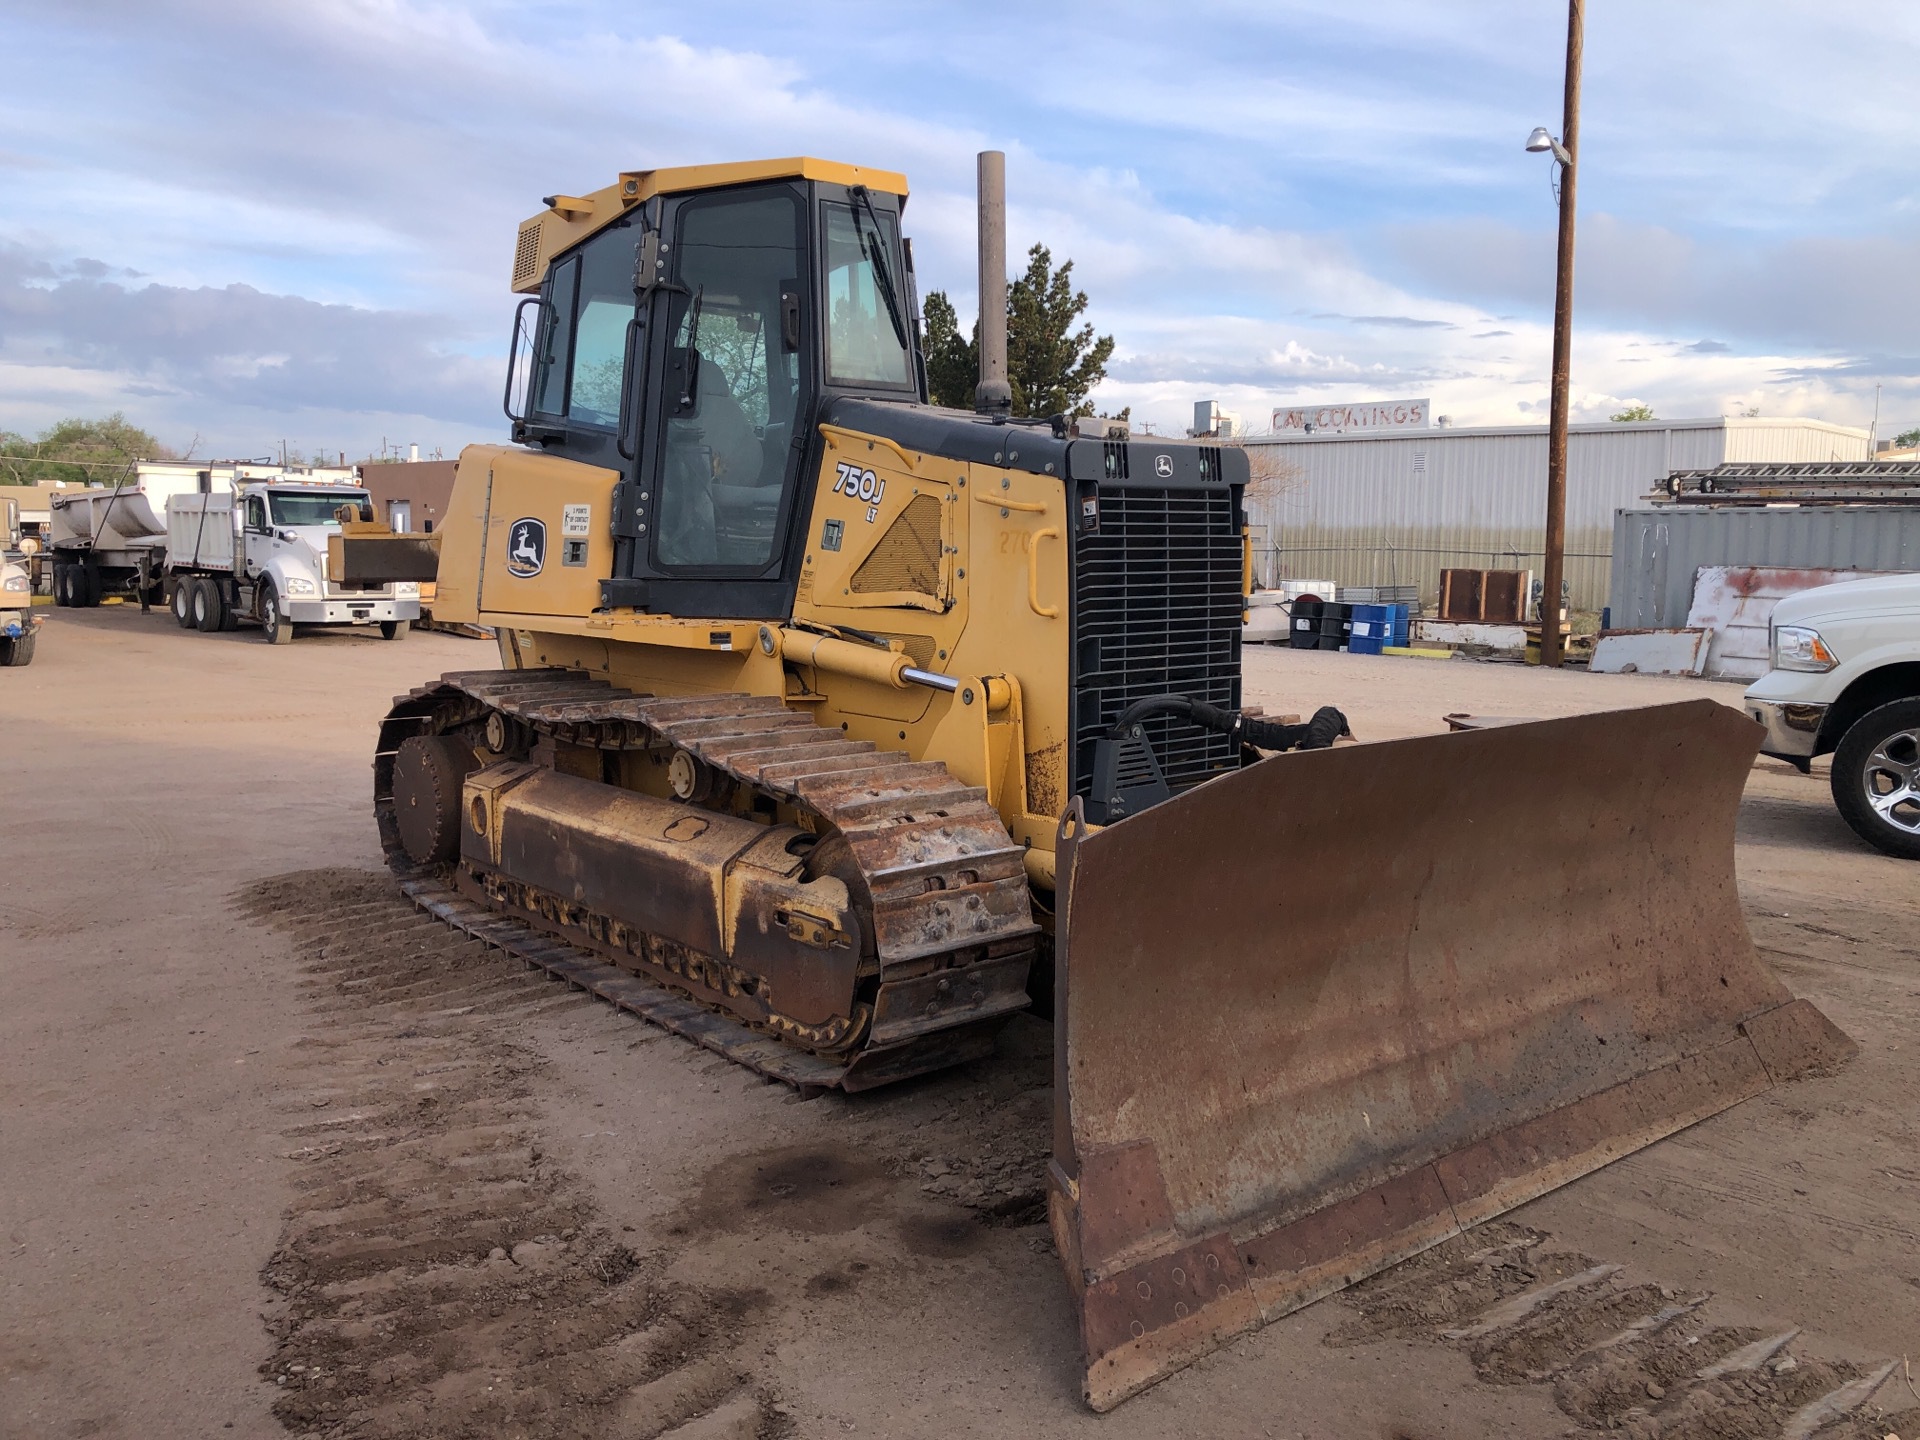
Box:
[171, 579, 194, 627]
[0, 631, 35, 667]
[53, 563, 71, 608]
[218, 587, 239, 631]
[192, 577, 227, 633]
[1829, 697, 1920, 861]
[261, 583, 294, 645]
[380, 619, 410, 641]
[80, 565, 101, 607]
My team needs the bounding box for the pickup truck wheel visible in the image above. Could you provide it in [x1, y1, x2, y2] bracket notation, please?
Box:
[1830, 697, 1920, 861]
[0, 631, 35, 667]
[379, 619, 409, 641]
[261, 584, 294, 645]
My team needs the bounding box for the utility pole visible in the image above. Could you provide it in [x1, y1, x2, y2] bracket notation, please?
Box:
[1538, 0, 1583, 667]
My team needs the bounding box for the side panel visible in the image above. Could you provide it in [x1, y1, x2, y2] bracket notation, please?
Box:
[166, 493, 236, 571]
[791, 426, 1071, 856]
[423, 448, 498, 625]
[472, 448, 619, 619]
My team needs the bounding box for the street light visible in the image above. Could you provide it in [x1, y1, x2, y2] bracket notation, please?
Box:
[1525, 127, 1572, 167]
[1527, 0, 1583, 668]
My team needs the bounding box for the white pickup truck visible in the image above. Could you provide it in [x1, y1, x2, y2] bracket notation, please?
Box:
[1745, 572, 1920, 859]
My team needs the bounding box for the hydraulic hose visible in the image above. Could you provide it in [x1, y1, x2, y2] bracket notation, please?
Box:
[1105, 695, 1352, 753]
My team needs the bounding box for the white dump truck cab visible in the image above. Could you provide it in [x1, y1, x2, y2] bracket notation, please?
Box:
[1745, 572, 1920, 859]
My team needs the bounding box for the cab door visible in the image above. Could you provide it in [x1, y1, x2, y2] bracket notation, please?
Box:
[240, 492, 272, 580]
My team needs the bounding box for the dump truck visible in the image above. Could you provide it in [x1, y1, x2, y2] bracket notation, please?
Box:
[350, 153, 1851, 1409]
[2, 495, 40, 667]
[164, 481, 419, 642]
[48, 460, 360, 610]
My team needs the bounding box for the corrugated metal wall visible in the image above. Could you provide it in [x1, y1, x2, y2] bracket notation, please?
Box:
[1609, 506, 1920, 628]
[1245, 419, 1869, 611]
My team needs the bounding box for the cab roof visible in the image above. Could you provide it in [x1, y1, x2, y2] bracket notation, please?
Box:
[510, 157, 910, 294]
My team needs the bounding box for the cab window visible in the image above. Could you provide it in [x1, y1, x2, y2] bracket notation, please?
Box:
[244, 496, 268, 532]
[821, 202, 912, 389]
[652, 190, 805, 570]
[530, 224, 637, 428]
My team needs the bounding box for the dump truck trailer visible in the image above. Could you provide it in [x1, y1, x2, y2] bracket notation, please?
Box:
[345, 152, 1851, 1409]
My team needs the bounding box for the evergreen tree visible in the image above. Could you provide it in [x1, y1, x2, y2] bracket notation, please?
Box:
[1007, 244, 1114, 419]
[921, 244, 1115, 418]
[921, 291, 977, 410]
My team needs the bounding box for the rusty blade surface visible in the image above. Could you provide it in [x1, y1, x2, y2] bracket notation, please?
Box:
[1049, 699, 1854, 1411]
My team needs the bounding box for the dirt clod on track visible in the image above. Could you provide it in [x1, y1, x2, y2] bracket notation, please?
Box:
[238, 869, 792, 1440]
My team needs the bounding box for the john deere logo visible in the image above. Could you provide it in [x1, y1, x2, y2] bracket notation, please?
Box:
[506, 517, 546, 578]
[1154, 453, 1174, 478]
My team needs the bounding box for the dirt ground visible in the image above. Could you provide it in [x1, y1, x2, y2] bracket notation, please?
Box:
[2, 608, 1915, 1440]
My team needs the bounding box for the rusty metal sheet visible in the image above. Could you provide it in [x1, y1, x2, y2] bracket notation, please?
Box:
[1049, 700, 1854, 1412]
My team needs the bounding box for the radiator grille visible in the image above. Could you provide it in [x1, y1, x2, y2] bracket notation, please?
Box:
[1071, 486, 1243, 803]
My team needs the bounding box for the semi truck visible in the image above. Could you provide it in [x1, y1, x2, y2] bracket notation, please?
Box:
[164, 481, 420, 643]
[46, 461, 418, 642]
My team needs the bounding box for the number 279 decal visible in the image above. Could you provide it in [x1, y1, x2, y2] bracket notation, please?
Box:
[832, 461, 886, 521]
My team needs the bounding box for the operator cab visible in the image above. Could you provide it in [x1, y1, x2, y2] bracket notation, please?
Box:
[506, 161, 920, 617]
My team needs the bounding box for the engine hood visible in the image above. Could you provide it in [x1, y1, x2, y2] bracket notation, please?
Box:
[1768, 572, 1920, 626]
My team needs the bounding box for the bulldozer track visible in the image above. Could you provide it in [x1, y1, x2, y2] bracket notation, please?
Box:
[373, 668, 1039, 1093]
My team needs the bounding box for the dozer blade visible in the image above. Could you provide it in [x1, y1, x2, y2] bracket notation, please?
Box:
[1049, 699, 1853, 1411]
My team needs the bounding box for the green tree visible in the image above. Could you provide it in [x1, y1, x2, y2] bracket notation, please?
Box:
[922, 243, 1116, 418]
[1893, 426, 1920, 448]
[922, 291, 977, 410]
[0, 413, 171, 485]
[1007, 245, 1114, 418]
[1609, 403, 1655, 422]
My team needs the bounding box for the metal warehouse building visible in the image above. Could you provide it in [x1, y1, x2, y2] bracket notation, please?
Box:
[1242, 417, 1870, 610]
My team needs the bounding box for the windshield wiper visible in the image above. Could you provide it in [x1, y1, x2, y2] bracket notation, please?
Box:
[849, 186, 910, 352]
[678, 284, 706, 413]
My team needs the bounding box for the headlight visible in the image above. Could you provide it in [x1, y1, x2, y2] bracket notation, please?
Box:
[284, 576, 317, 596]
[2, 576, 27, 592]
[1773, 625, 1837, 672]
[393, 582, 419, 598]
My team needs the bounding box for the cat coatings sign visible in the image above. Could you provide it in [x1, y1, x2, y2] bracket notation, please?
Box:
[1272, 398, 1430, 433]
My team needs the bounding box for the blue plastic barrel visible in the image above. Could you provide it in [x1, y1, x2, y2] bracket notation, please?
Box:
[1348, 603, 1387, 655]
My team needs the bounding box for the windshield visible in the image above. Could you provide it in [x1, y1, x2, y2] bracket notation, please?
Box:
[269, 492, 367, 527]
[822, 202, 912, 389]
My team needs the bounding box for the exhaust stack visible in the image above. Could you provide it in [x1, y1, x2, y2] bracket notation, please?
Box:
[974, 150, 1012, 415]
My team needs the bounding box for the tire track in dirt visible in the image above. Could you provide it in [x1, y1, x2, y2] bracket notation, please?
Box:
[238, 869, 790, 1440]
[1326, 1222, 1913, 1439]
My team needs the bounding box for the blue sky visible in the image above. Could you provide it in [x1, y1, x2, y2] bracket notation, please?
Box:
[3, 0, 1920, 458]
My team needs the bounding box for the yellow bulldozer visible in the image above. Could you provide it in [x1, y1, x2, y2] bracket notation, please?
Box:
[348, 152, 1851, 1410]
